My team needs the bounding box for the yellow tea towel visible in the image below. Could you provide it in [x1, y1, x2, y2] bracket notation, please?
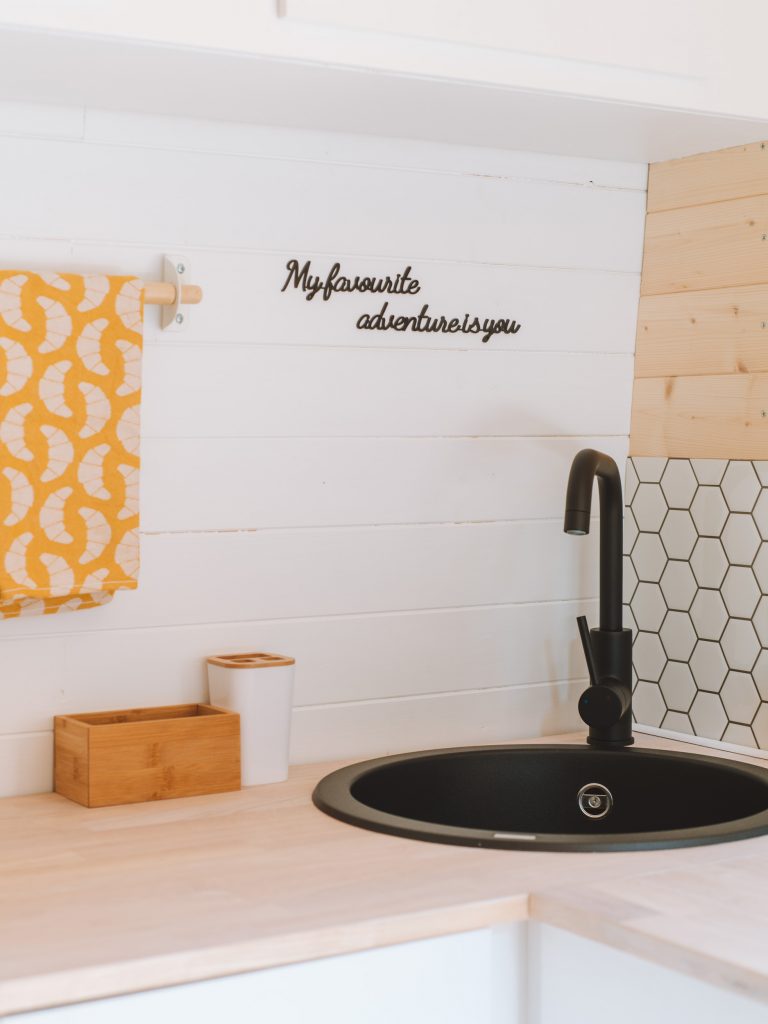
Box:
[0, 271, 143, 617]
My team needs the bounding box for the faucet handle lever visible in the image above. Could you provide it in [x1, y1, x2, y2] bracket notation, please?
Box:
[576, 615, 599, 686]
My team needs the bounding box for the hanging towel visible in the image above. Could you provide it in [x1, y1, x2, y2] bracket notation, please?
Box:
[0, 271, 143, 617]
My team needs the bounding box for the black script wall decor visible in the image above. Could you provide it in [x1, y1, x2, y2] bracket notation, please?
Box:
[280, 259, 522, 344]
[281, 259, 421, 302]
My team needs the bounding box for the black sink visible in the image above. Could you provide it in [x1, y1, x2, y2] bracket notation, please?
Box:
[312, 745, 768, 852]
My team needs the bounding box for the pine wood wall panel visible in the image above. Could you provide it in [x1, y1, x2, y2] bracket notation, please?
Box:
[635, 285, 768, 378]
[641, 195, 768, 296]
[631, 373, 768, 458]
[631, 139, 768, 457]
[647, 140, 768, 213]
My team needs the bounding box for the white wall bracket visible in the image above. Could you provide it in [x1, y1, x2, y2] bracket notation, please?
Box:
[160, 254, 191, 332]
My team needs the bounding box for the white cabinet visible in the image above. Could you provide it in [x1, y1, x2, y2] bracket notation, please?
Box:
[528, 924, 767, 1024]
[0, 1, 766, 162]
[9, 922, 768, 1023]
[282, 0, 702, 78]
[6, 927, 526, 1024]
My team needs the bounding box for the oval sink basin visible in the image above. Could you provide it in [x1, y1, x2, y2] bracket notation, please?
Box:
[312, 745, 768, 852]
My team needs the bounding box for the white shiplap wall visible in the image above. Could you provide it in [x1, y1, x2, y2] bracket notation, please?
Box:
[0, 103, 646, 795]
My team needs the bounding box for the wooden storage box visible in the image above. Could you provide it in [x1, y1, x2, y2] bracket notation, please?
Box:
[54, 704, 241, 808]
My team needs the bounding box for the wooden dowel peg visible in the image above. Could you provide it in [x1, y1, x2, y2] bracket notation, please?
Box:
[143, 282, 203, 306]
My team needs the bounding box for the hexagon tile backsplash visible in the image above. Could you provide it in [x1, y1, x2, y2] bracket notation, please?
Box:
[626, 458, 768, 753]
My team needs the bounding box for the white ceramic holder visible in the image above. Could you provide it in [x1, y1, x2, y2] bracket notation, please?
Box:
[206, 652, 295, 786]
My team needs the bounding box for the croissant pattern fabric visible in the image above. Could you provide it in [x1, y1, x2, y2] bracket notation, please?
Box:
[0, 271, 143, 617]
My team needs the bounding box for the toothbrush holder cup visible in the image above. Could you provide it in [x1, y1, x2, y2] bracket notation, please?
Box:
[206, 652, 296, 786]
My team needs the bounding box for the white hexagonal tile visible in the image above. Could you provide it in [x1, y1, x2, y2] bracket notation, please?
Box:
[660, 510, 696, 560]
[721, 671, 761, 724]
[722, 723, 758, 748]
[623, 555, 638, 605]
[690, 538, 728, 589]
[634, 457, 667, 483]
[633, 631, 666, 682]
[721, 566, 761, 618]
[751, 490, 768, 541]
[660, 611, 696, 661]
[660, 460, 697, 509]
[752, 595, 768, 647]
[623, 507, 638, 555]
[662, 710, 694, 735]
[754, 463, 768, 486]
[623, 603, 637, 636]
[752, 703, 768, 748]
[659, 560, 697, 612]
[720, 618, 760, 671]
[752, 650, 768, 700]
[753, 544, 768, 594]
[720, 461, 760, 512]
[632, 681, 666, 727]
[632, 483, 667, 532]
[689, 691, 727, 740]
[659, 661, 696, 712]
[691, 460, 727, 485]
[690, 487, 728, 537]
[689, 589, 728, 641]
[624, 460, 639, 504]
[689, 640, 728, 691]
[631, 533, 667, 582]
[722, 514, 761, 566]
[631, 582, 666, 632]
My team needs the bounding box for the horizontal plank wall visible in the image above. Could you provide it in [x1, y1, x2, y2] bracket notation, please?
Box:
[632, 140, 768, 457]
[0, 103, 645, 795]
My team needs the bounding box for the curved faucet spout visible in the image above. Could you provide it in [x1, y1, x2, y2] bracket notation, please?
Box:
[564, 449, 623, 632]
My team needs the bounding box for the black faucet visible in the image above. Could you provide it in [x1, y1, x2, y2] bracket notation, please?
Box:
[564, 449, 633, 747]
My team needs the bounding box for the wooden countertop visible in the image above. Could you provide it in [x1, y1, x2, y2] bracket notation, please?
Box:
[2, 732, 768, 1015]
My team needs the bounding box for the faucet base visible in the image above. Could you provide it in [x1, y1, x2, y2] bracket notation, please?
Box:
[586, 735, 636, 749]
[584, 627, 634, 746]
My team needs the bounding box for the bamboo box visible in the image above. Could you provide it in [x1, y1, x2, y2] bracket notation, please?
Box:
[54, 704, 241, 807]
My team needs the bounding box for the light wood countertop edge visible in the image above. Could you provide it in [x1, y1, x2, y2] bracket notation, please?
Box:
[0, 896, 528, 1016]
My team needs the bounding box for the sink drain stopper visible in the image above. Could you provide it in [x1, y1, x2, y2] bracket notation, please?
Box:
[577, 782, 613, 820]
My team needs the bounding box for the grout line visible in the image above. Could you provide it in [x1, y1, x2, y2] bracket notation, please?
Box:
[294, 677, 588, 712]
[0, 128, 84, 145]
[0, 729, 52, 739]
[138, 515, 598, 536]
[69, 114, 648, 194]
[140, 433, 629, 440]
[140, 433, 631, 441]
[647, 189, 768, 217]
[0, 232, 642, 277]
[146, 340, 637, 357]
[0, 597, 601, 641]
[641, 283, 768, 300]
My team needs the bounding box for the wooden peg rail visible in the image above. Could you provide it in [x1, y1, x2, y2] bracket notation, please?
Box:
[142, 282, 203, 306]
